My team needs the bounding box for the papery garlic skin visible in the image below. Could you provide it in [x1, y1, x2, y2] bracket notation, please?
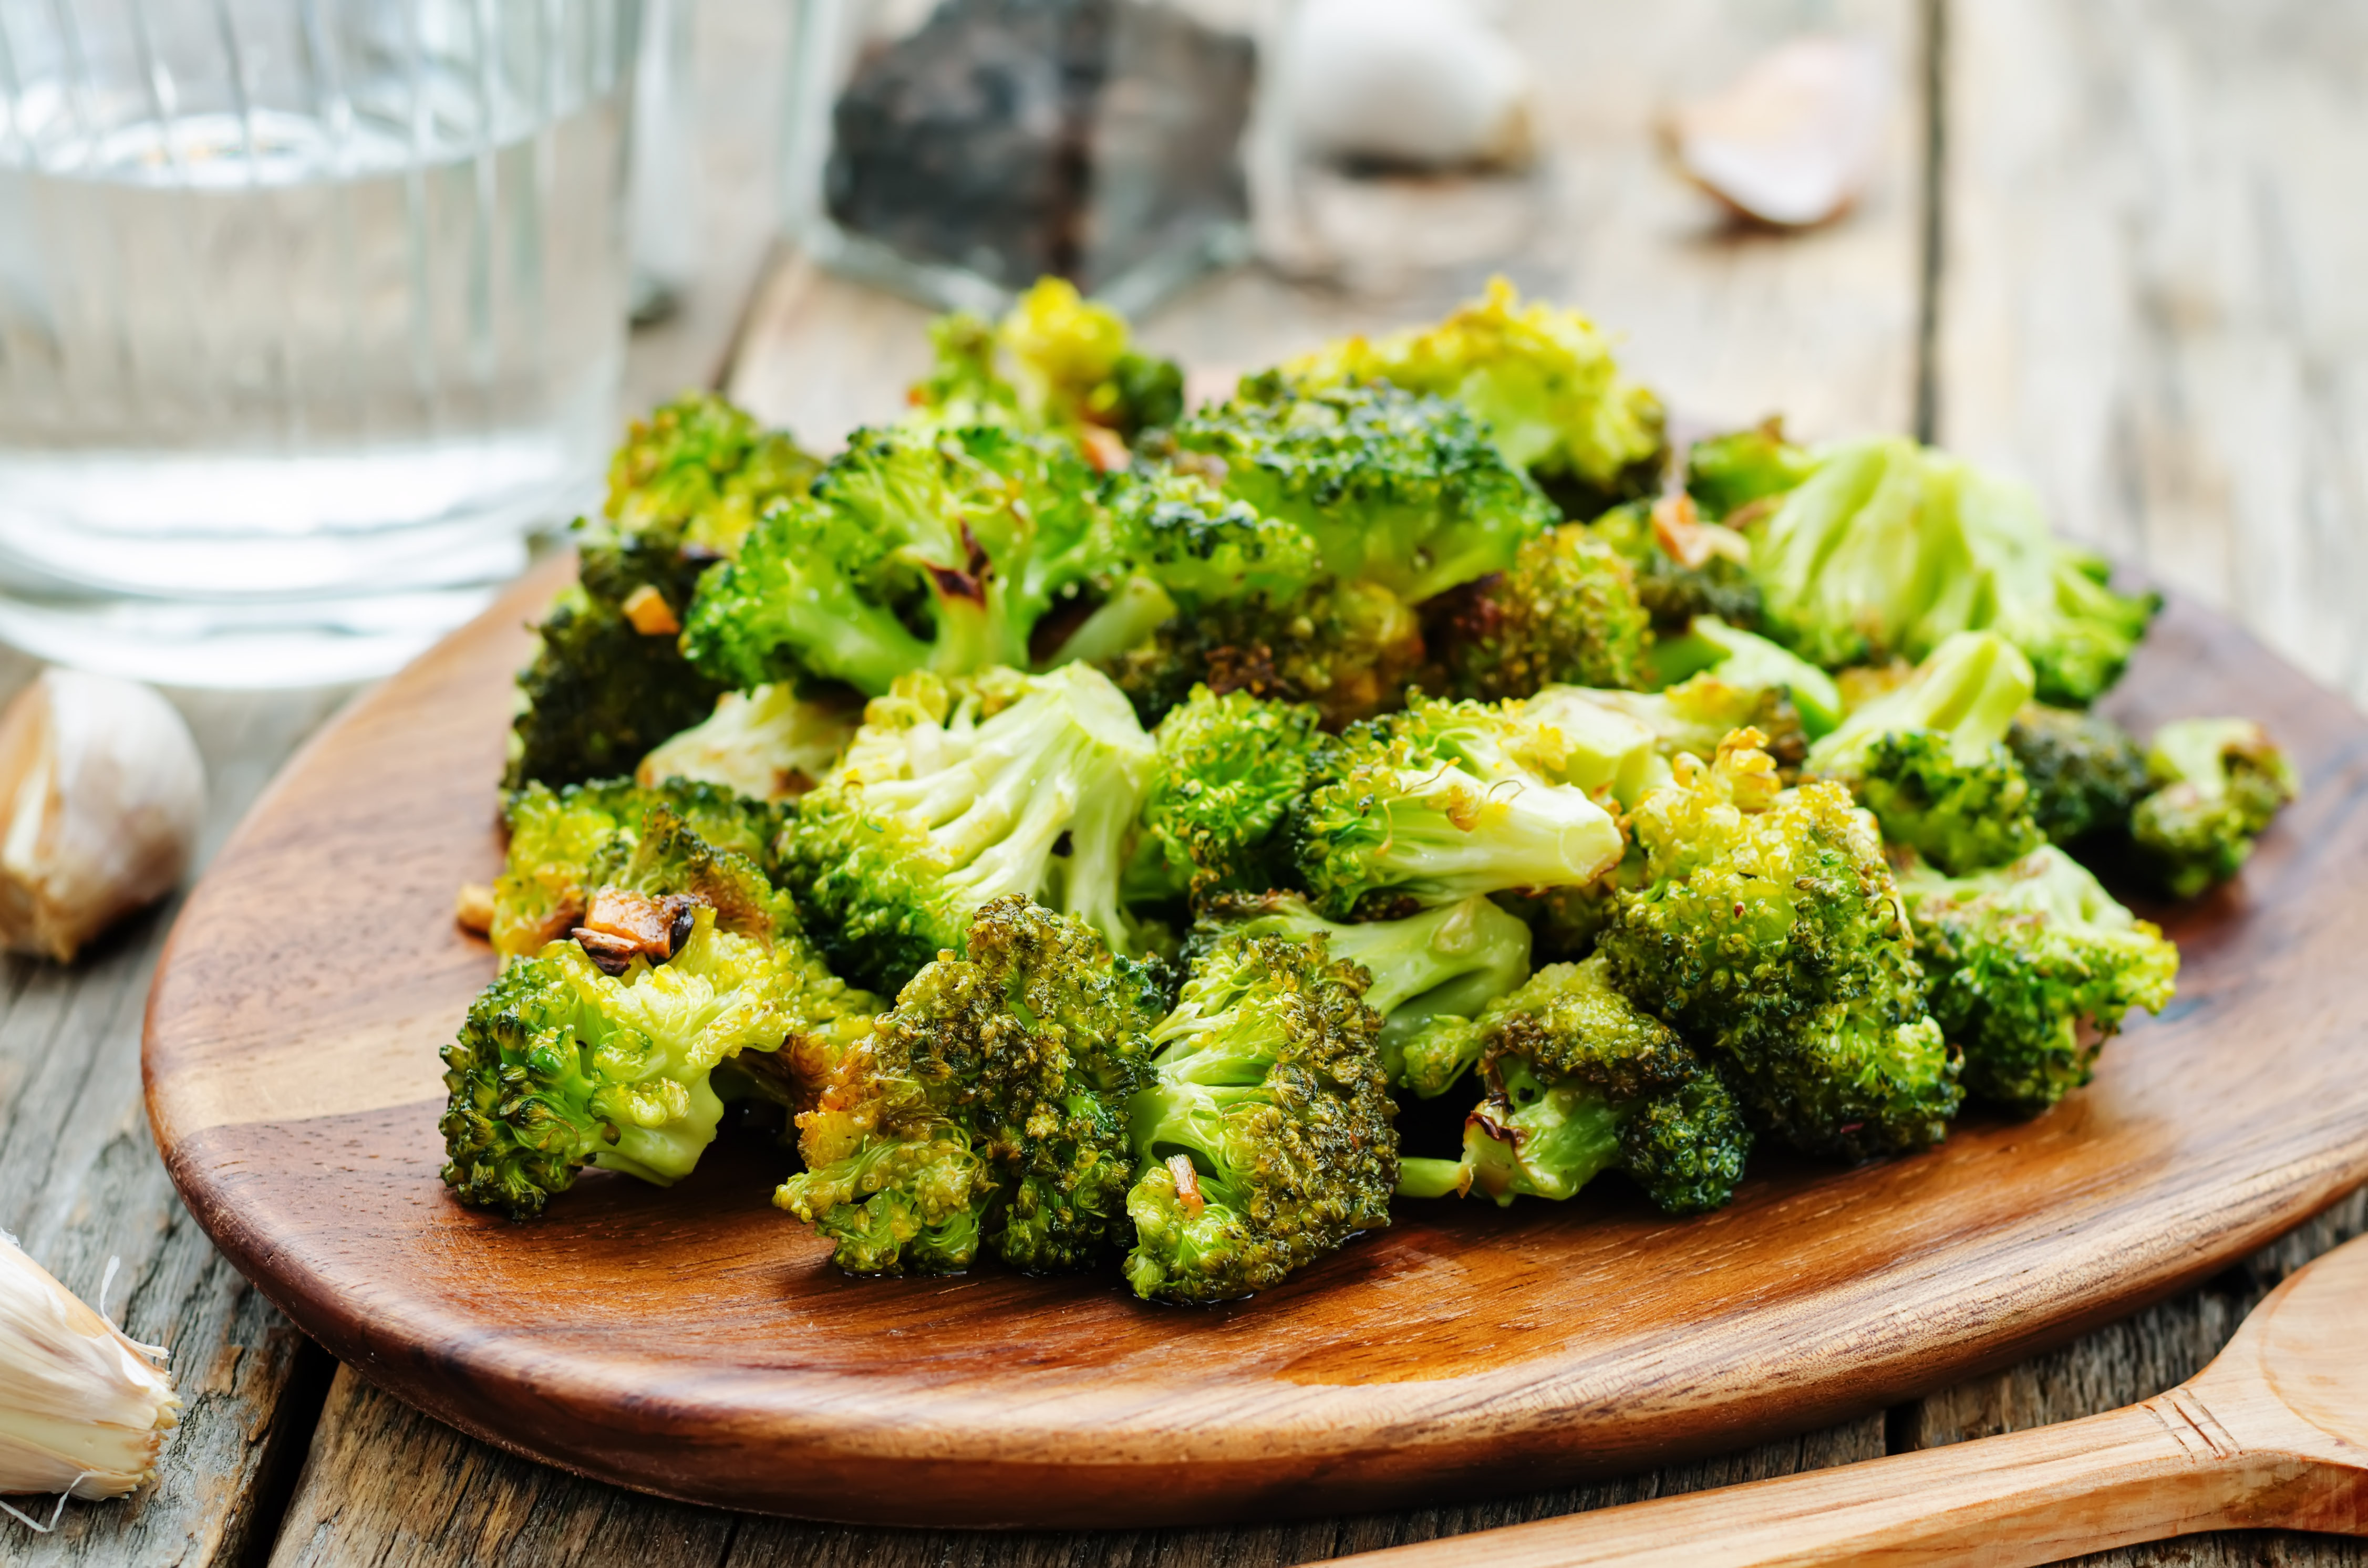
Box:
[0, 669, 205, 963]
[0, 1233, 179, 1501]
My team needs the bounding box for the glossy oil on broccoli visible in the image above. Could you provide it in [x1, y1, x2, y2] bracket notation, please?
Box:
[2006, 702, 2153, 847]
[1421, 523, 1653, 701]
[777, 897, 1164, 1275]
[1805, 631, 2045, 875]
[779, 664, 1162, 995]
[1395, 954, 1750, 1213]
[1899, 846, 2178, 1115]
[2131, 718, 2300, 898]
[1122, 930, 1396, 1302]
[1598, 730, 1960, 1160]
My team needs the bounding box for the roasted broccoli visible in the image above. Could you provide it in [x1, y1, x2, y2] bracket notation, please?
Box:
[908, 277, 1184, 448]
[1598, 730, 1960, 1160]
[1279, 276, 1668, 516]
[1683, 418, 1817, 523]
[1421, 523, 1654, 701]
[1525, 675, 1802, 791]
[1131, 687, 1323, 906]
[2006, 702, 2153, 847]
[1174, 373, 1559, 605]
[1101, 576, 1426, 730]
[779, 665, 1163, 995]
[681, 423, 1128, 695]
[635, 685, 861, 803]
[2131, 718, 2300, 898]
[1804, 631, 2045, 875]
[1394, 954, 1750, 1213]
[1898, 846, 2179, 1115]
[1122, 931, 1397, 1302]
[508, 394, 822, 789]
[1291, 693, 1626, 920]
[1590, 495, 1764, 634]
[1644, 614, 1843, 738]
[777, 897, 1164, 1275]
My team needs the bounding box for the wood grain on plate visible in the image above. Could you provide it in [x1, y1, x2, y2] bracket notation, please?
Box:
[139, 552, 2368, 1529]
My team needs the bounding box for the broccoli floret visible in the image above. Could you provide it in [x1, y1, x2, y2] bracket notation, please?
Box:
[1598, 730, 1960, 1161]
[909, 278, 1184, 448]
[2131, 718, 2300, 898]
[1421, 523, 1653, 701]
[1525, 676, 1803, 793]
[1591, 496, 1764, 634]
[1683, 419, 1817, 522]
[1132, 687, 1323, 906]
[1645, 615, 1843, 737]
[681, 424, 1128, 695]
[1899, 847, 2179, 1115]
[1101, 576, 1426, 730]
[1188, 891, 1533, 1075]
[779, 665, 1162, 995]
[1279, 277, 1668, 515]
[635, 684, 862, 803]
[1122, 931, 1396, 1302]
[1394, 954, 1751, 1213]
[489, 780, 782, 961]
[777, 897, 1164, 1275]
[1805, 631, 2045, 875]
[507, 395, 822, 790]
[1174, 375, 1559, 605]
[2007, 702, 2153, 847]
[1291, 693, 1626, 920]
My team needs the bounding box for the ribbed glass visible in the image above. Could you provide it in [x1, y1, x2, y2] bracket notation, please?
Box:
[0, 0, 639, 685]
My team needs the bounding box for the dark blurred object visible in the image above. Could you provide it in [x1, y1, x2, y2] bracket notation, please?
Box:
[802, 0, 1254, 311]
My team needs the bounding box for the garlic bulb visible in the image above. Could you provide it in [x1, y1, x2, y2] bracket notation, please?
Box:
[0, 670, 205, 963]
[1287, 0, 1535, 170]
[1668, 36, 1891, 228]
[636, 684, 859, 803]
[0, 1233, 179, 1503]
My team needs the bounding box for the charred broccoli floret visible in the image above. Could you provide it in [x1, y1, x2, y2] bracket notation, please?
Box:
[776, 897, 1164, 1275]
[1899, 847, 2179, 1115]
[2007, 702, 2152, 849]
[1188, 891, 1533, 1073]
[681, 424, 1128, 695]
[1590, 496, 1764, 634]
[778, 665, 1162, 995]
[1291, 693, 1626, 920]
[1132, 687, 1323, 906]
[1123, 932, 1396, 1302]
[635, 685, 861, 803]
[1101, 576, 1426, 730]
[908, 277, 1184, 446]
[1174, 374, 1558, 605]
[2131, 719, 2300, 898]
[1599, 731, 1959, 1161]
[1394, 954, 1750, 1213]
[1279, 277, 1668, 516]
[507, 394, 822, 789]
[1421, 523, 1653, 701]
[1805, 631, 2045, 875]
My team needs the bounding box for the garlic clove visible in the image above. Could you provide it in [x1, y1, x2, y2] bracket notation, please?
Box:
[0, 1233, 179, 1502]
[1287, 0, 1536, 171]
[1668, 36, 1892, 229]
[0, 670, 206, 964]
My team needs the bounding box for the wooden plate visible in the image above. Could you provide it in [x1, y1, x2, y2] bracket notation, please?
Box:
[144, 557, 2368, 1529]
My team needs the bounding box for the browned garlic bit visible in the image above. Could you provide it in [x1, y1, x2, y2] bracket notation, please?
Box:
[0, 669, 205, 963]
[1667, 36, 1891, 229]
[0, 1232, 180, 1508]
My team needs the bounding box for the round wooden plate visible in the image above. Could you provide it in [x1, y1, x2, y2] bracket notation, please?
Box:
[144, 556, 2368, 1529]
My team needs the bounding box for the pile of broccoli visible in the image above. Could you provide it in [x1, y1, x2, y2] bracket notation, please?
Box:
[442, 274, 2297, 1305]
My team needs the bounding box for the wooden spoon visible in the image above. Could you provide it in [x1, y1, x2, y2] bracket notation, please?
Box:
[1339, 1233, 2368, 1566]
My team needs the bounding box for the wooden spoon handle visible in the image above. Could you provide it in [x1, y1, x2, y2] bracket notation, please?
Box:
[1340, 1396, 2299, 1568]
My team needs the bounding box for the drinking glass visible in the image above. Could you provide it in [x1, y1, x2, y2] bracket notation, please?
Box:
[0, 0, 641, 686]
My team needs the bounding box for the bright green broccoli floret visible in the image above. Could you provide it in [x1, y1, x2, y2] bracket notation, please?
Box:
[777, 897, 1165, 1275]
[1123, 932, 1396, 1302]
[1279, 277, 1668, 516]
[1174, 374, 1559, 605]
[1805, 631, 2045, 875]
[1645, 615, 1843, 737]
[1101, 576, 1427, 730]
[1395, 954, 1750, 1213]
[1589, 497, 1764, 634]
[1899, 846, 2179, 1115]
[1132, 687, 1323, 906]
[1683, 419, 1817, 522]
[1188, 891, 1533, 1076]
[1422, 523, 1654, 701]
[2006, 703, 2153, 847]
[507, 394, 822, 790]
[1598, 731, 1960, 1161]
[2131, 718, 2300, 898]
[681, 424, 1128, 695]
[779, 665, 1162, 995]
[909, 277, 1184, 444]
[1525, 674, 1806, 794]
[1291, 693, 1626, 920]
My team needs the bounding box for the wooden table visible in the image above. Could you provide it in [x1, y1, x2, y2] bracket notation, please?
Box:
[8, 1, 2367, 1562]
